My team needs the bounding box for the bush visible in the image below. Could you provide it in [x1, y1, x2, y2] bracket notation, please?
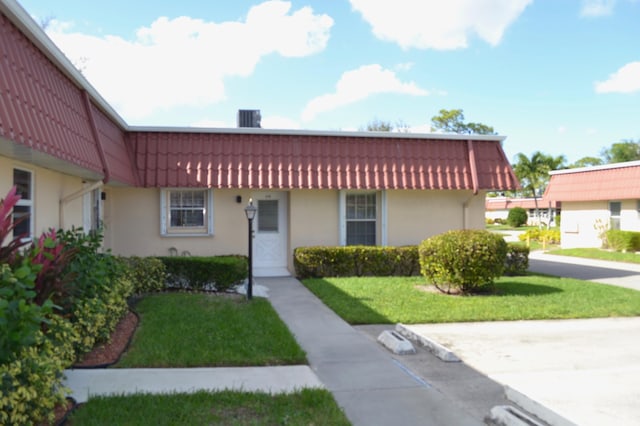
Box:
[606, 230, 640, 252]
[121, 256, 167, 295]
[158, 256, 247, 292]
[504, 244, 530, 276]
[293, 246, 420, 278]
[507, 207, 528, 227]
[419, 229, 508, 294]
[518, 228, 560, 245]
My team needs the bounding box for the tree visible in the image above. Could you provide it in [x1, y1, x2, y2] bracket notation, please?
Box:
[513, 151, 566, 227]
[363, 118, 393, 132]
[430, 109, 496, 135]
[601, 140, 640, 164]
[569, 156, 604, 168]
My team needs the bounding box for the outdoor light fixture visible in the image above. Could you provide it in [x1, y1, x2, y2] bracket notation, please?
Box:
[244, 198, 257, 300]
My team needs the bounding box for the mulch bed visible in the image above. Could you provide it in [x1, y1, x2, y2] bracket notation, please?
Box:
[51, 310, 138, 425]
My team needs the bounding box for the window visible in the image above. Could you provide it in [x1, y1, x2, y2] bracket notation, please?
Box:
[346, 193, 377, 245]
[609, 201, 621, 231]
[13, 168, 33, 239]
[258, 200, 278, 232]
[160, 189, 213, 235]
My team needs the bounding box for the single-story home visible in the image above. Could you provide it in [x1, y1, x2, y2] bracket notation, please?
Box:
[544, 161, 640, 248]
[0, 0, 519, 275]
[485, 197, 560, 226]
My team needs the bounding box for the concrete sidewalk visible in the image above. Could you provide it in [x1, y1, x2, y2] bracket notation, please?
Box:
[262, 276, 498, 425]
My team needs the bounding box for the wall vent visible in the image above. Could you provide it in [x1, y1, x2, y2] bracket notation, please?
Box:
[238, 109, 261, 128]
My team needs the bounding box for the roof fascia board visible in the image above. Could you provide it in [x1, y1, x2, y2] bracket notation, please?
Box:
[0, 0, 128, 130]
[550, 160, 640, 175]
[129, 126, 507, 142]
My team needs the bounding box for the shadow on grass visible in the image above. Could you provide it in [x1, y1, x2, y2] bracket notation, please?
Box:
[494, 281, 563, 296]
[303, 278, 392, 324]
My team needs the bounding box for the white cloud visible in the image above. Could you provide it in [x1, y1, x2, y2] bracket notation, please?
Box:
[301, 64, 428, 121]
[557, 126, 567, 134]
[580, 0, 616, 17]
[45, 1, 333, 121]
[348, 0, 532, 50]
[595, 62, 640, 93]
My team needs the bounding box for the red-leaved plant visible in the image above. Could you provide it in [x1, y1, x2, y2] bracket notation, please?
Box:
[0, 186, 77, 308]
[0, 185, 30, 265]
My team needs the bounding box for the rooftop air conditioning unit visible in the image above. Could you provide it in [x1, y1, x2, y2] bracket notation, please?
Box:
[237, 109, 261, 128]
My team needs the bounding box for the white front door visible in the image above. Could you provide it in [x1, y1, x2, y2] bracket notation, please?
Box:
[252, 192, 289, 277]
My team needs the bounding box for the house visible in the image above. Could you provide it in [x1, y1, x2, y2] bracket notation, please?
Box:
[544, 161, 640, 248]
[485, 197, 560, 226]
[0, 0, 519, 275]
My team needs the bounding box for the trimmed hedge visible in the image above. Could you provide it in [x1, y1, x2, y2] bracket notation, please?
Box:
[157, 256, 247, 292]
[419, 229, 508, 294]
[507, 207, 528, 227]
[606, 230, 640, 252]
[293, 246, 420, 278]
[121, 256, 166, 295]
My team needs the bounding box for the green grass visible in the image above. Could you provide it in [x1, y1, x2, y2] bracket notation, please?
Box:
[548, 248, 640, 264]
[302, 275, 640, 324]
[117, 293, 306, 367]
[68, 389, 350, 426]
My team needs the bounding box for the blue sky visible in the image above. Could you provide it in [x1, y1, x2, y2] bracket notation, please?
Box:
[17, 0, 640, 164]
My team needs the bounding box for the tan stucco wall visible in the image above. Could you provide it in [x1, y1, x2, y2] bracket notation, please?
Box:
[289, 189, 339, 248]
[104, 187, 253, 257]
[386, 190, 485, 245]
[560, 200, 640, 248]
[0, 156, 85, 238]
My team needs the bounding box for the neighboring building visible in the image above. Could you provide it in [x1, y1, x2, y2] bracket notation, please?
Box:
[0, 0, 519, 275]
[544, 161, 640, 248]
[485, 197, 560, 226]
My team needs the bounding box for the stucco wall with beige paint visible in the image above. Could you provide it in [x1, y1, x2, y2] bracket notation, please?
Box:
[289, 189, 339, 249]
[561, 200, 640, 248]
[0, 156, 85, 238]
[104, 187, 253, 257]
[386, 190, 486, 245]
[560, 201, 608, 248]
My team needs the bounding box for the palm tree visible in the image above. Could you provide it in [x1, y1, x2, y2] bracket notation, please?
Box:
[513, 151, 566, 227]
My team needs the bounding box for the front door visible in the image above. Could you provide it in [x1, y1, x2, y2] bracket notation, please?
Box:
[252, 192, 289, 277]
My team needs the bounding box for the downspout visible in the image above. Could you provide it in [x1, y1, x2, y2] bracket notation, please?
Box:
[59, 90, 110, 228]
[462, 139, 480, 230]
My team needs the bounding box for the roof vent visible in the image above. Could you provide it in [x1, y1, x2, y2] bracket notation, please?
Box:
[238, 109, 261, 128]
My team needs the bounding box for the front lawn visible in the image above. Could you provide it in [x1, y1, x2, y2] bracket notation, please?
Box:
[117, 293, 306, 367]
[548, 248, 640, 264]
[68, 389, 350, 426]
[303, 275, 640, 324]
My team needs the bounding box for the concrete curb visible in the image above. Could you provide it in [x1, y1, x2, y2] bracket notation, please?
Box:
[505, 386, 577, 426]
[395, 323, 460, 362]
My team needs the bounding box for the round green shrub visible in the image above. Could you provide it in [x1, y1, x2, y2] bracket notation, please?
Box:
[419, 229, 508, 294]
[507, 207, 528, 227]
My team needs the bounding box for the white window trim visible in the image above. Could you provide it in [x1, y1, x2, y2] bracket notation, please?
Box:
[83, 187, 103, 232]
[13, 167, 34, 240]
[160, 188, 214, 237]
[338, 190, 387, 246]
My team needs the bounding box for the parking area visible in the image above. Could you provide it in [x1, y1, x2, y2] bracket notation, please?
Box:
[403, 317, 640, 426]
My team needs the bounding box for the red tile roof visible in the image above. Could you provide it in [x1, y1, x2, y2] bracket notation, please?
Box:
[128, 129, 519, 190]
[544, 161, 640, 202]
[0, 1, 519, 193]
[486, 197, 559, 210]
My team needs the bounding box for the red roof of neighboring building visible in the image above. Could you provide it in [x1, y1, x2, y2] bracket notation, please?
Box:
[544, 161, 640, 202]
[485, 197, 559, 210]
[128, 129, 519, 190]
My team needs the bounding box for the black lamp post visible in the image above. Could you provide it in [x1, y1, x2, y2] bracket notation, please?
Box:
[244, 198, 257, 300]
